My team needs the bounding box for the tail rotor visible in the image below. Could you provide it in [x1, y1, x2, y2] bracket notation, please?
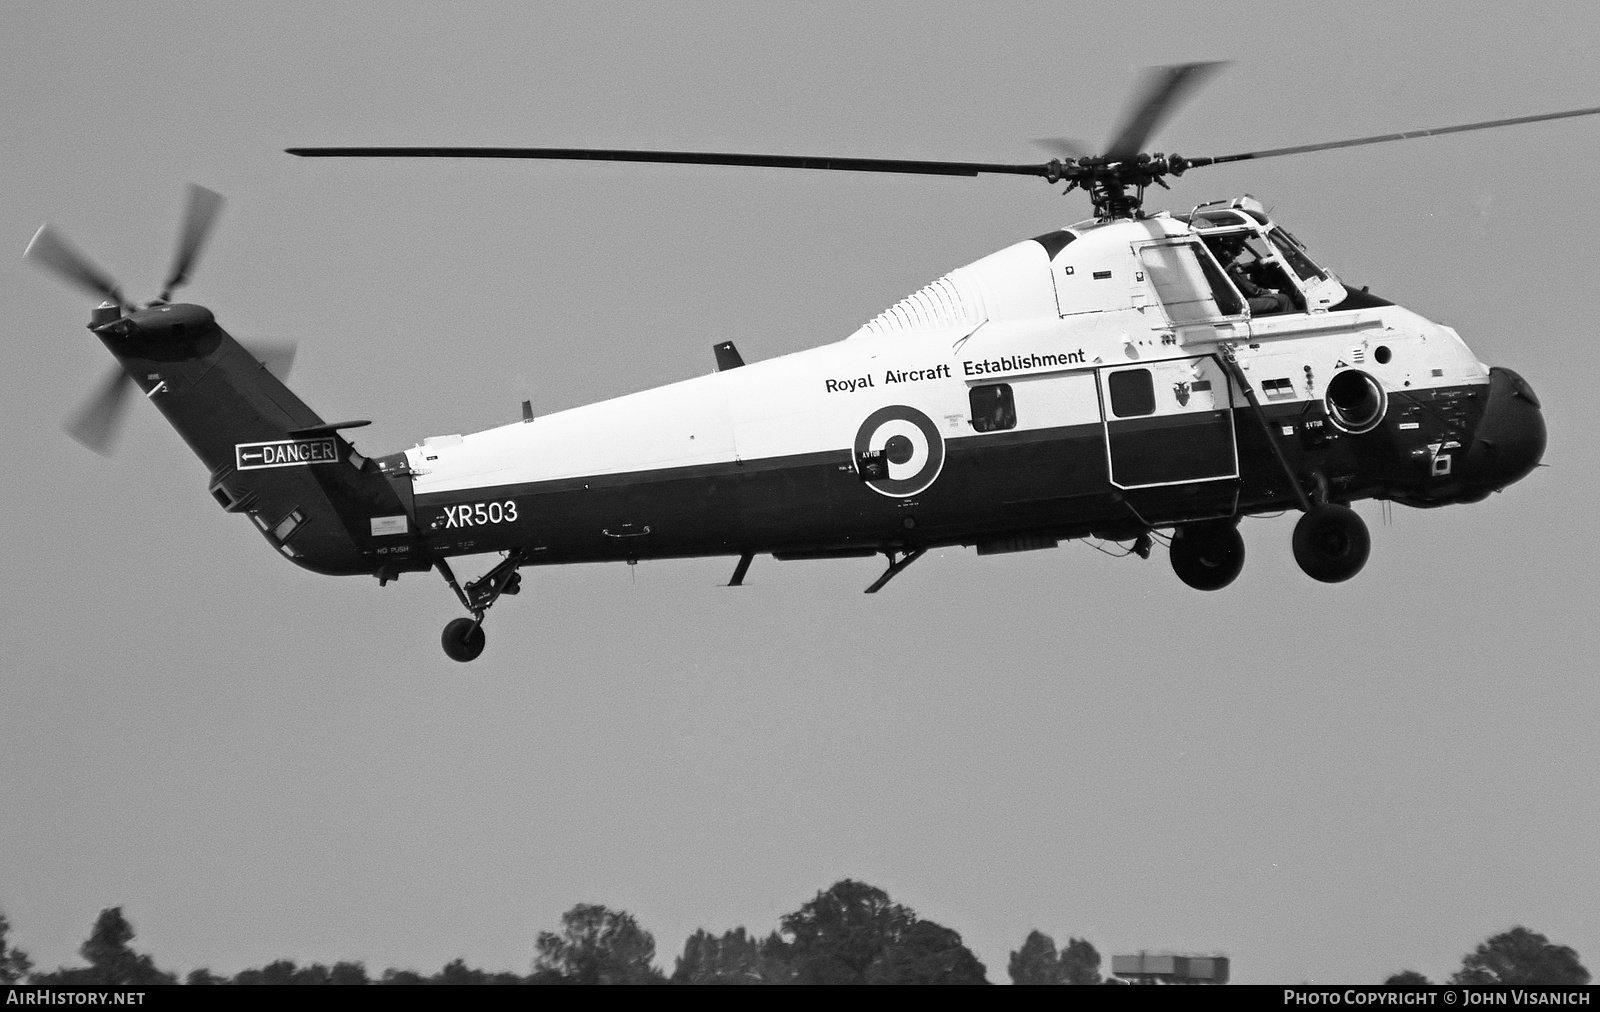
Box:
[64, 364, 136, 456]
[23, 225, 131, 312]
[26, 185, 296, 454]
[158, 183, 224, 304]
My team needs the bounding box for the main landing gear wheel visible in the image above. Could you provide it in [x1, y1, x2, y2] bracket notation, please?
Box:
[434, 550, 529, 662]
[1170, 521, 1245, 591]
[441, 617, 486, 663]
[1292, 504, 1371, 583]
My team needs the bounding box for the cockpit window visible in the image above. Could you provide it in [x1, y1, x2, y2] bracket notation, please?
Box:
[1193, 248, 1244, 317]
[1189, 210, 1248, 228]
[1138, 242, 1244, 323]
[1267, 228, 1327, 282]
[1201, 229, 1305, 315]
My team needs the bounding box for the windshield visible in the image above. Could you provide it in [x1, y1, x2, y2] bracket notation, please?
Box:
[1267, 228, 1327, 282]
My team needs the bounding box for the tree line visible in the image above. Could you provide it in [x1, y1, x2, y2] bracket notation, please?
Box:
[0, 881, 1589, 985]
[1383, 928, 1589, 986]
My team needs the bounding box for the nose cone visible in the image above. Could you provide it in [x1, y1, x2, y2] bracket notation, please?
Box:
[1461, 366, 1546, 492]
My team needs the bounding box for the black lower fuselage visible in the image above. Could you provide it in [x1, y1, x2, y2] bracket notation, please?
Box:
[385, 368, 1543, 574]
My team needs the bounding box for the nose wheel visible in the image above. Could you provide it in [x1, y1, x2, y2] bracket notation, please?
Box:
[1292, 504, 1370, 583]
[435, 550, 527, 662]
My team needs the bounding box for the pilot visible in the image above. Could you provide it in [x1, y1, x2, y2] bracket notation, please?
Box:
[1215, 235, 1291, 316]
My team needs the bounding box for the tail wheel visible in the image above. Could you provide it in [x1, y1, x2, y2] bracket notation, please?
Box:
[1292, 504, 1371, 583]
[441, 617, 486, 662]
[1170, 522, 1245, 591]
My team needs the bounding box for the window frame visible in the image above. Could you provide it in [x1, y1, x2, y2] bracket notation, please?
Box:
[1136, 239, 1247, 323]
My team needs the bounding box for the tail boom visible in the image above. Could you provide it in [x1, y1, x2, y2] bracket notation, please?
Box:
[92, 302, 425, 577]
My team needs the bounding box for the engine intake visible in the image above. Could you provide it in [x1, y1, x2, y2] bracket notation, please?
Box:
[1324, 369, 1386, 434]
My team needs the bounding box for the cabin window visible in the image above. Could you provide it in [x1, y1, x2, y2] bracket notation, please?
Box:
[1108, 369, 1156, 417]
[969, 384, 1016, 432]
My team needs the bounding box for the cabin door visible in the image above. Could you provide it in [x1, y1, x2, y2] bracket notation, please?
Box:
[1098, 355, 1239, 517]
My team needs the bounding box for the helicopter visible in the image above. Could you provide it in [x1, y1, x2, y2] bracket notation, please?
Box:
[26, 63, 1559, 662]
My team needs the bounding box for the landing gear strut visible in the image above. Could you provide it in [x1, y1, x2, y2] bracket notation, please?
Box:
[1170, 520, 1245, 591]
[864, 546, 925, 594]
[1217, 345, 1373, 586]
[436, 550, 528, 662]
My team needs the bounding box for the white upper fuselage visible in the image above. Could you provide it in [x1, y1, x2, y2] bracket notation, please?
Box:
[405, 204, 1490, 497]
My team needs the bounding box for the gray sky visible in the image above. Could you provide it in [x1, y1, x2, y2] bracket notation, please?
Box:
[3, 0, 1598, 985]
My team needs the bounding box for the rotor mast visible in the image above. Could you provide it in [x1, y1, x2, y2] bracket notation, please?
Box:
[1045, 152, 1206, 220]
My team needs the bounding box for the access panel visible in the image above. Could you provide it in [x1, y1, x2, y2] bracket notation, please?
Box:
[1099, 355, 1238, 489]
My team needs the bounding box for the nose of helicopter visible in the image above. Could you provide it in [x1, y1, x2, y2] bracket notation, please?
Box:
[1459, 366, 1546, 494]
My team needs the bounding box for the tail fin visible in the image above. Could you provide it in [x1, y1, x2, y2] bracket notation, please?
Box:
[94, 301, 424, 577]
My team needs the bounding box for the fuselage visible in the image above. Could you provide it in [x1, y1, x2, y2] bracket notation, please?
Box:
[347, 199, 1543, 575]
[92, 198, 1542, 581]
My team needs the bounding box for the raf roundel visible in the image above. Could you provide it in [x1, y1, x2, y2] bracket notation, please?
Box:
[854, 405, 945, 497]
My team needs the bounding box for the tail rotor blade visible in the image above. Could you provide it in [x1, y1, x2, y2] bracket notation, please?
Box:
[24, 225, 129, 310]
[1105, 61, 1228, 163]
[159, 184, 225, 302]
[65, 366, 135, 455]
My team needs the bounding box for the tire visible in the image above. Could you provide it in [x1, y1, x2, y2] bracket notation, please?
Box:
[1292, 504, 1371, 583]
[441, 617, 487, 662]
[1170, 522, 1245, 591]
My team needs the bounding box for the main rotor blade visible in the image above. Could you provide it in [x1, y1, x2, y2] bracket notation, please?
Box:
[1200, 105, 1600, 166]
[65, 366, 135, 455]
[1105, 61, 1228, 163]
[241, 338, 297, 381]
[286, 146, 1055, 179]
[24, 225, 128, 310]
[1031, 136, 1092, 160]
[160, 184, 224, 302]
